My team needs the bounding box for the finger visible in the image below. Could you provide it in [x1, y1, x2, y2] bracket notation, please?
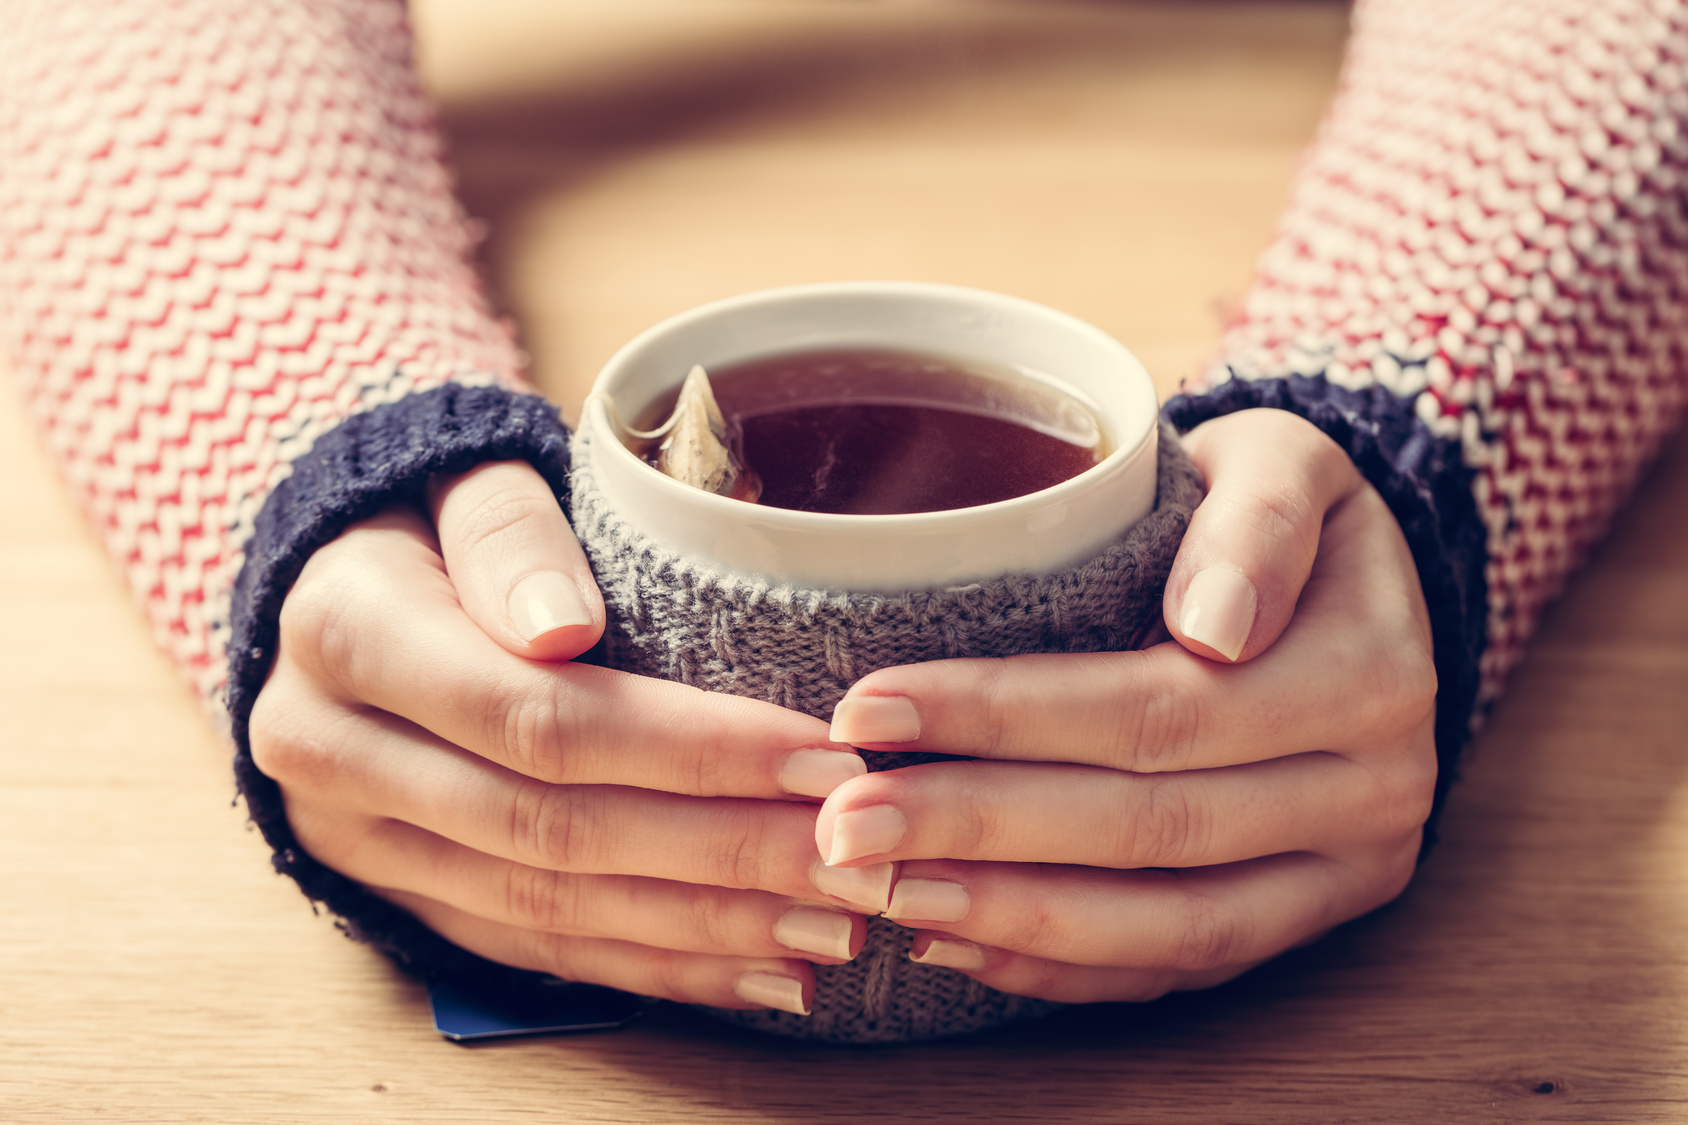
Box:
[1166, 408, 1362, 662]
[813, 748, 1431, 869]
[274, 509, 865, 801]
[825, 484, 1437, 773]
[906, 932, 1258, 1004]
[887, 846, 1414, 973]
[390, 890, 816, 1015]
[254, 673, 896, 912]
[427, 460, 605, 661]
[296, 812, 864, 963]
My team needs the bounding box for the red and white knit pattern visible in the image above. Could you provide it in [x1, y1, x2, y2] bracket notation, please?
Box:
[0, 0, 527, 709]
[1209, 0, 1688, 702]
[5, 0, 1684, 716]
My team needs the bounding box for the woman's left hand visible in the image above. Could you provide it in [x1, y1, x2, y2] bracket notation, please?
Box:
[817, 408, 1439, 1002]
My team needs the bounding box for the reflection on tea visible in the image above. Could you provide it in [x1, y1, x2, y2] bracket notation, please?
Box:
[631, 348, 1108, 515]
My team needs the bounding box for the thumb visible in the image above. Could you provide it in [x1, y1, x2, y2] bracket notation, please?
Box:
[1166, 408, 1361, 663]
[427, 460, 605, 661]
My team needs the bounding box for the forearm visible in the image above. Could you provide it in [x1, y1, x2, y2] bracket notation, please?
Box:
[0, 0, 556, 715]
[1169, 0, 1688, 820]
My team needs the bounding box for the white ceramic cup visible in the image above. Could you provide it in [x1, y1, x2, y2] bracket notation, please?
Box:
[579, 281, 1160, 594]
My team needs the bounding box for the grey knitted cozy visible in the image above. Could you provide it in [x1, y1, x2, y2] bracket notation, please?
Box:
[569, 418, 1206, 1043]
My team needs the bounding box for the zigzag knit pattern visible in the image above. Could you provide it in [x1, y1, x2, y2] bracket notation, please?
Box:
[1186, 0, 1688, 707]
[0, 0, 526, 710]
[569, 420, 1208, 1042]
[4, 0, 1688, 1046]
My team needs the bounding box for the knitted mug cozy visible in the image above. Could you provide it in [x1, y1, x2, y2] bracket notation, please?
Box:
[569, 417, 1206, 1043]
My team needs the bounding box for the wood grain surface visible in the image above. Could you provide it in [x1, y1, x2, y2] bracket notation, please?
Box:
[5, 2, 1687, 1121]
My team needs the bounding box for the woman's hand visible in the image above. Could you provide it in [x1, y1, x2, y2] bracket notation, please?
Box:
[818, 409, 1438, 1002]
[248, 461, 888, 1017]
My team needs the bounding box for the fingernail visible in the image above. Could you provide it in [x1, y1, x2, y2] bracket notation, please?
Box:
[822, 804, 907, 867]
[780, 748, 867, 798]
[910, 937, 988, 972]
[829, 695, 921, 744]
[773, 907, 855, 961]
[1178, 567, 1258, 661]
[809, 859, 894, 914]
[508, 571, 592, 642]
[733, 971, 810, 1015]
[886, 878, 970, 923]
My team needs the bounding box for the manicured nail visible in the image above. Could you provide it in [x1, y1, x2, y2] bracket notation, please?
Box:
[780, 748, 867, 798]
[886, 878, 970, 923]
[773, 907, 855, 961]
[508, 571, 592, 642]
[910, 937, 988, 972]
[829, 695, 921, 744]
[1178, 567, 1258, 661]
[732, 971, 810, 1015]
[809, 859, 894, 914]
[823, 804, 907, 867]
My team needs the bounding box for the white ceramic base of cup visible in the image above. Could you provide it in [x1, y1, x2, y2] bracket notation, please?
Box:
[580, 282, 1160, 595]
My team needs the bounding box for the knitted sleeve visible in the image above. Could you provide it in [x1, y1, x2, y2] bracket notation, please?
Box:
[0, 0, 575, 949]
[0, 0, 573, 717]
[1165, 0, 1688, 831]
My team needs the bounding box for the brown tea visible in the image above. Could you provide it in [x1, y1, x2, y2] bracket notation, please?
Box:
[632, 348, 1107, 515]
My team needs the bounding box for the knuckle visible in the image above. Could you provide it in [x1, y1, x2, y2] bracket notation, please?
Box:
[276, 535, 416, 701]
[685, 890, 738, 953]
[1359, 635, 1438, 739]
[963, 807, 997, 864]
[245, 683, 295, 780]
[1166, 887, 1237, 973]
[702, 804, 772, 891]
[449, 481, 558, 559]
[1341, 647, 1440, 842]
[510, 782, 602, 873]
[277, 565, 363, 687]
[491, 685, 572, 781]
[1117, 776, 1205, 868]
[1121, 674, 1203, 772]
[504, 865, 586, 934]
[973, 659, 1015, 757]
[994, 894, 1061, 958]
[248, 686, 342, 793]
[1371, 740, 1440, 841]
[1244, 479, 1317, 554]
[527, 930, 582, 981]
[247, 721, 320, 790]
[651, 947, 698, 1003]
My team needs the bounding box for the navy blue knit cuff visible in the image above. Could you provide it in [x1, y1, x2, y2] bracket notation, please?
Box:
[227, 382, 573, 988]
[1163, 375, 1488, 854]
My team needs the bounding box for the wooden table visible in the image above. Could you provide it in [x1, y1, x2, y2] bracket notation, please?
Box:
[5, 2, 1687, 1120]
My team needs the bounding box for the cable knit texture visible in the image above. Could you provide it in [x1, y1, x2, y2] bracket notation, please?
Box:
[569, 418, 1207, 1043]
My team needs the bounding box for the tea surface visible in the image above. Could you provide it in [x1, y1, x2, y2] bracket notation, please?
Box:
[636, 349, 1105, 515]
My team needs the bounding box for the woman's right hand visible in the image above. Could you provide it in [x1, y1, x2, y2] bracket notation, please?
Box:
[247, 461, 884, 1017]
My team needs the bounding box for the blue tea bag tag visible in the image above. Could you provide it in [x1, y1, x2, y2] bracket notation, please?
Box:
[427, 976, 645, 1041]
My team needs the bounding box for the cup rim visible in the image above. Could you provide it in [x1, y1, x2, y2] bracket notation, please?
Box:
[583, 280, 1156, 531]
